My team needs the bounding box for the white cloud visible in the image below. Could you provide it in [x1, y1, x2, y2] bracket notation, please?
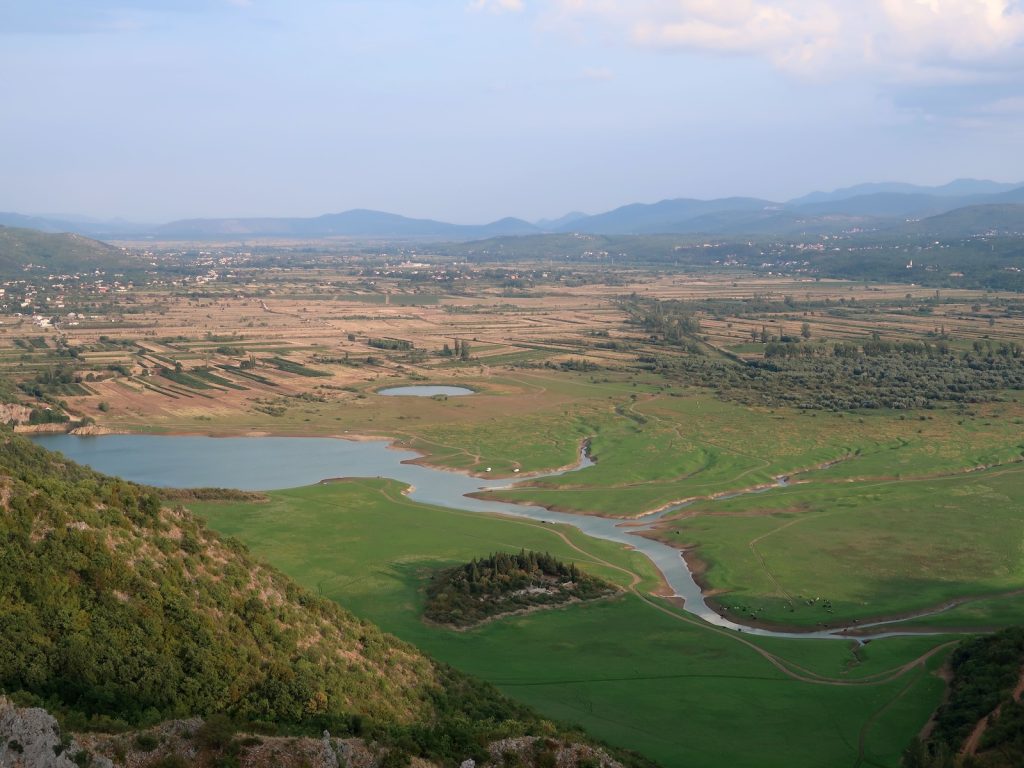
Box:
[548, 0, 1024, 82]
[469, 0, 525, 12]
[581, 66, 614, 80]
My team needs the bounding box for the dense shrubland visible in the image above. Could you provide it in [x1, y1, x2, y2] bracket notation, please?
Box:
[640, 348, 1024, 410]
[625, 297, 1024, 410]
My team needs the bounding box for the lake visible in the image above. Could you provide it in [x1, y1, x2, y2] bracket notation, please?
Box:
[377, 385, 475, 397]
[31, 433, 935, 641]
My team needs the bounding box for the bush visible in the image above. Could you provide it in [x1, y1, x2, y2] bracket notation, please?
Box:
[197, 714, 236, 752]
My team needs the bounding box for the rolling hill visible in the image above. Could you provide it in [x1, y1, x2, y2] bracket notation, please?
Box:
[154, 209, 542, 240]
[0, 225, 136, 274]
[891, 203, 1024, 237]
[549, 197, 777, 235]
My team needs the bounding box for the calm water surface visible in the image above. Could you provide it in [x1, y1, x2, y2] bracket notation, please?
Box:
[377, 386, 475, 397]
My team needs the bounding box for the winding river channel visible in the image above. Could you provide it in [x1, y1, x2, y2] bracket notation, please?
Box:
[33, 433, 940, 642]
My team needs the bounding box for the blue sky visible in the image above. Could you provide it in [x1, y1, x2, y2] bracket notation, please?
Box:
[2, 0, 1023, 223]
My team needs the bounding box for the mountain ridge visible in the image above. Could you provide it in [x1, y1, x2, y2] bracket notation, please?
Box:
[152, 209, 542, 240]
[5, 178, 1024, 241]
[790, 178, 1022, 205]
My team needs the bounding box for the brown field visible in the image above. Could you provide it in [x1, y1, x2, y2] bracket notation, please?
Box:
[1, 267, 1020, 446]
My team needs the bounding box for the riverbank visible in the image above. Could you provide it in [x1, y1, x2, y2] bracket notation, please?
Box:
[30, 430, 974, 641]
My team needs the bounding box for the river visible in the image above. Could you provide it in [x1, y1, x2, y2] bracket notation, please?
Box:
[32, 433, 943, 642]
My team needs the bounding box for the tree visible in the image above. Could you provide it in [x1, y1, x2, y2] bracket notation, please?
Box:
[459, 341, 471, 361]
[801, 322, 811, 340]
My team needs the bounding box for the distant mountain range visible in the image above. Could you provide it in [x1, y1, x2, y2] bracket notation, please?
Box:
[790, 178, 1022, 205]
[150, 210, 543, 240]
[2, 178, 1023, 241]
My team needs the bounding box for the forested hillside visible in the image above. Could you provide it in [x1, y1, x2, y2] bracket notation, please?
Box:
[0, 430, 606, 765]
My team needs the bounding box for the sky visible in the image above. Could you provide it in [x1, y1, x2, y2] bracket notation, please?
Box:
[2, 0, 1024, 224]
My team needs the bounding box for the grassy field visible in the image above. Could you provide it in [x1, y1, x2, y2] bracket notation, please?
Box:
[647, 463, 1024, 629]
[480, 391, 1024, 515]
[194, 479, 953, 768]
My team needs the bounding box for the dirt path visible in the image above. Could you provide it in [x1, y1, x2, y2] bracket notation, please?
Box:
[919, 663, 954, 742]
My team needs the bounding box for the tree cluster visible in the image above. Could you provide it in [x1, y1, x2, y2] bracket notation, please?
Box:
[424, 550, 615, 628]
[639, 343, 1024, 411]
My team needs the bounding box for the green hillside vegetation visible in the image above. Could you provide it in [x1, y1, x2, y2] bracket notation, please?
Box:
[0, 225, 134, 274]
[905, 627, 1024, 768]
[800, 236, 1024, 291]
[425, 550, 617, 627]
[894, 204, 1024, 238]
[0, 430, 602, 765]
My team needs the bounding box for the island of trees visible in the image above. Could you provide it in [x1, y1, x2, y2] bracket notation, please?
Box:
[424, 550, 617, 628]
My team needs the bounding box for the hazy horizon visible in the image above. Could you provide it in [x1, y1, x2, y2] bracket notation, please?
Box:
[3, 1, 1024, 223]
[8, 174, 1023, 228]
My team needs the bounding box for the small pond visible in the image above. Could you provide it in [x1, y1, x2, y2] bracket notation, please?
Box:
[377, 385, 475, 397]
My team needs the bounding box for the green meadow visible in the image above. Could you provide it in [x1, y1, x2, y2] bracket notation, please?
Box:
[194, 479, 953, 768]
[481, 392, 1024, 517]
[650, 463, 1024, 629]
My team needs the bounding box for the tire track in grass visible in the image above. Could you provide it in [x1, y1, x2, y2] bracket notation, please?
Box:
[746, 509, 845, 606]
[854, 669, 926, 768]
